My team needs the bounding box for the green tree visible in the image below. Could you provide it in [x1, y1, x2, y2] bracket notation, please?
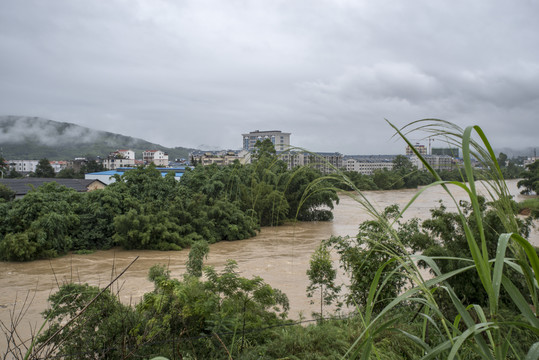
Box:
[284, 166, 339, 221]
[79, 160, 105, 174]
[517, 160, 539, 194]
[71, 188, 124, 250]
[306, 244, 341, 318]
[37, 283, 142, 359]
[139, 258, 289, 358]
[186, 240, 210, 277]
[327, 205, 428, 312]
[0, 155, 7, 177]
[0, 183, 80, 261]
[33, 158, 56, 178]
[56, 168, 81, 179]
[372, 168, 404, 190]
[0, 184, 15, 201]
[392, 155, 415, 173]
[419, 198, 532, 308]
[252, 138, 277, 162]
[497, 152, 508, 167]
[6, 169, 23, 178]
[335, 170, 378, 191]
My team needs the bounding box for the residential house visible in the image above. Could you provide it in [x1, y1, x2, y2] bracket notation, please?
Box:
[0, 178, 106, 199]
[143, 150, 169, 166]
[102, 149, 136, 170]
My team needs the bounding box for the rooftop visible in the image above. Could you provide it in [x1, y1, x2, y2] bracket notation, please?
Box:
[0, 178, 106, 196]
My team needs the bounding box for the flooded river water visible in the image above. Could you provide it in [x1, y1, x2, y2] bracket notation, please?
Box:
[1, 179, 537, 349]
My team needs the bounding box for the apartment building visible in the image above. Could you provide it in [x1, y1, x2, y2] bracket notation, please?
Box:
[50, 160, 68, 173]
[411, 155, 457, 171]
[279, 151, 343, 174]
[190, 150, 250, 166]
[242, 130, 291, 152]
[432, 147, 460, 158]
[405, 143, 428, 156]
[143, 150, 169, 166]
[102, 149, 136, 170]
[6, 160, 39, 174]
[343, 156, 395, 175]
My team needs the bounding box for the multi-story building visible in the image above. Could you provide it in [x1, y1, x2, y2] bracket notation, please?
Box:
[190, 150, 250, 166]
[432, 147, 460, 158]
[411, 155, 458, 171]
[242, 130, 291, 152]
[50, 161, 68, 173]
[143, 150, 169, 166]
[279, 151, 343, 174]
[102, 149, 136, 170]
[343, 156, 396, 175]
[67, 158, 89, 173]
[524, 156, 538, 167]
[7, 160, 39, 174]
[304, 152, 343, 174]
[405, 143, 427, 156]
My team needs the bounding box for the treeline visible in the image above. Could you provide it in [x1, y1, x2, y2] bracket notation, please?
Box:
[0, 141, 338, 261]
[0, 157, 105, 179]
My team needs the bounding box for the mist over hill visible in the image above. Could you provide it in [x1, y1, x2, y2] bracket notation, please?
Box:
[0, 116, 195, 161]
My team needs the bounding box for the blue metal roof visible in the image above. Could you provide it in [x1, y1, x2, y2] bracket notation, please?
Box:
[89, 171, 120, 175]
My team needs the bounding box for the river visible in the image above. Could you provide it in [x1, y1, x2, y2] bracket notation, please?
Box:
[1, 179, 537, 351]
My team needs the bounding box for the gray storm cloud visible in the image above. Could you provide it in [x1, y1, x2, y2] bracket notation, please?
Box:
[0, 0, 537, 154]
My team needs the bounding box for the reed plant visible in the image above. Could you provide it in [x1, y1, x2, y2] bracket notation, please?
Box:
[336, 119, 539, 359]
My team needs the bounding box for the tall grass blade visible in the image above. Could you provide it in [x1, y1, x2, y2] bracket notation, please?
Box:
[524, 342, 539, 360]
[492, 233, 511, 307]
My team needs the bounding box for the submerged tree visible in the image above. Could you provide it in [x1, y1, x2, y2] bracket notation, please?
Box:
[306, 244, 341, 318]
[185, 240, 210, 277]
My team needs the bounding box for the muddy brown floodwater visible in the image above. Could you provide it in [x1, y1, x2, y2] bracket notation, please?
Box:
[1, 179, 537, 350]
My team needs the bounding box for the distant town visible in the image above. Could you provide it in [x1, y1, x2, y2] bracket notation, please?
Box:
[2, 130, 538, 186]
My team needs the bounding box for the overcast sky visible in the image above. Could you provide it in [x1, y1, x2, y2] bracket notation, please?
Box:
[1, 0, 538, 154]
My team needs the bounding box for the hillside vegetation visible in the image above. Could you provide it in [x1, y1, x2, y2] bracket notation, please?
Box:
[0, 115, 194, 160]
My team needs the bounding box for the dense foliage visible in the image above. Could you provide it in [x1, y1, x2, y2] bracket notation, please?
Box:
[32, 158, 56, 178]
[326, 204, 428, 313]
[518, 159, 539, 195]
[326, 197, 534, 320]
[35, 253, 290, 359]
[0, 141, 338, 261]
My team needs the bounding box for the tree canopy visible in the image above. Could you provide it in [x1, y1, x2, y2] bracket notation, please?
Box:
[33, 158, 56, 178]
[0, 158, 338, 261]
[518, 160, 539, 195]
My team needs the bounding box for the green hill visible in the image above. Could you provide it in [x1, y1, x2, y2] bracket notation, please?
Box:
[0, 116, 195, 161]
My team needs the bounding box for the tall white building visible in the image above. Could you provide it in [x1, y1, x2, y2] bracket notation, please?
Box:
[143, 150, 169, 166]
[190, 150, 250, 166]
[102, 149, 136, 170]
[406, 143, 427, 156]
[242, 130, 291, 152]
[343, 157, 395, 175]
[7, 160, 39, 173]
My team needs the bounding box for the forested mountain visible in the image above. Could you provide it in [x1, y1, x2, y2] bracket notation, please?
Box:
[0, 115, 194, 160]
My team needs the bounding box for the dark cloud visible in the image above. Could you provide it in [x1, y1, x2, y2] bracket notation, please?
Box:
[0, 0, 537, 155]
